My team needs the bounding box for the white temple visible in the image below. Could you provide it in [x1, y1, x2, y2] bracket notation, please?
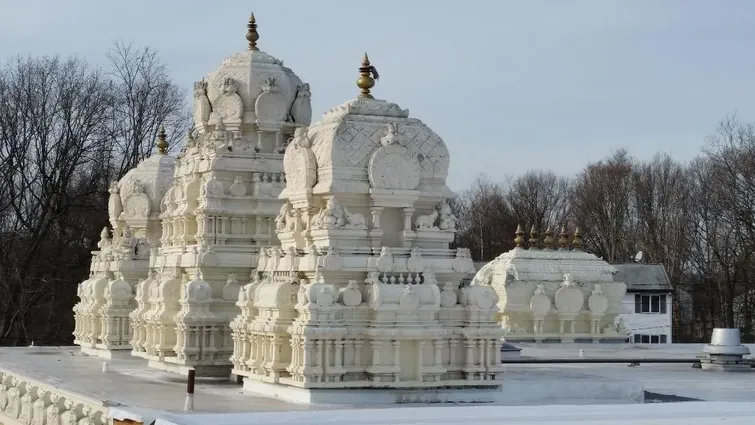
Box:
[131, 13, 312, 376]
[73, 129, 175, 358]
[73, 12, 504, 393]
[471, 225, 630, 343]
[229, 54, 504, 394]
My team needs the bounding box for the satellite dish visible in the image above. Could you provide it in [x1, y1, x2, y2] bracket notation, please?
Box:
[634, 251, 644, 263]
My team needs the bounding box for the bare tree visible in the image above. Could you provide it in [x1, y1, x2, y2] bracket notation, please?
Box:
[0, 44, 190, 346]
[570, 149, 636, 262]
[0, 56, 113, 345]
[104, 40, 191, 180]
[631, 153, 694, 339]
[456, 175, 516, 261]
[690, 115, 755, 334]
[506, 170, 572, 236]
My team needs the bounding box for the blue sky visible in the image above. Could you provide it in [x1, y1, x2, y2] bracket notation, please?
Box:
[2, 0, 754, 191]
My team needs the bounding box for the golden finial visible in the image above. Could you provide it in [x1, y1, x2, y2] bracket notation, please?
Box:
[514, 224, 525, 248]
[246, 12, 259, 51]
[572, 227, 583, 250]
[356, 53, 380, 99]
[558, 225, 570, 249]
[528, 225, 539, 249]
[543, 226, 555, 249]
[156, 125, 168, 154]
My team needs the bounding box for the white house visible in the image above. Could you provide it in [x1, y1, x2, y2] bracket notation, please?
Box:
[614, 263, 673, 344]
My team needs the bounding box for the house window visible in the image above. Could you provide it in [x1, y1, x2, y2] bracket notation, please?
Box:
[633, 334, 668, 344]
[634, 294, 667, 314]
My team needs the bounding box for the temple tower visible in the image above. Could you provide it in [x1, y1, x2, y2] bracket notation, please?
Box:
[129, 13, 312, 376]
[74, 128, 176, 358]
[231, 55, 504, 398]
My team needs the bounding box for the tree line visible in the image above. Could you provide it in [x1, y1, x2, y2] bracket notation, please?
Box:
[0, 42, 190, 346]
[454, 116, 755, 342]
[1, 45, 751, 346]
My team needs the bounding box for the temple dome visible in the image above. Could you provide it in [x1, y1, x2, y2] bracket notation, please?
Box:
[282, 55, 451, 199]
[114, 128, 176, 223]
[192, 14, 312, 131]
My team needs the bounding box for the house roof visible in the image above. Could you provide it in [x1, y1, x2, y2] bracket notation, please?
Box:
[611, 263, 672, 292]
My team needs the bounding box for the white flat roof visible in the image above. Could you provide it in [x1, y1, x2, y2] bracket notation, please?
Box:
[1, 343, 752, 424]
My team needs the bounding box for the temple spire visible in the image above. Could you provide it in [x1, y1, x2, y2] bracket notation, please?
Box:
[156, 125, 168, 154]
[514, 224, 525, 248]
[572, 227, 583, 250]
[357, 53, 379, 99]
[543, 226, 555, 249]
[558, 225, 570, 249]
[246, 12, 259, 51]
[528, 225, 539, 249]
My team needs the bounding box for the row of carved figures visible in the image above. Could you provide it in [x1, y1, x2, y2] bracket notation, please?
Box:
[0, 371, 106, 425]
[275, 197, 458, 233]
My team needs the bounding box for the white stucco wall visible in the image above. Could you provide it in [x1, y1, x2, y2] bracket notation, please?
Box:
[619, 292, 673, 343]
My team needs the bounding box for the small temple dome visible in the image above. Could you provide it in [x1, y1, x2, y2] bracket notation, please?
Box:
[193, 13, 312, 131]
[282, 54, 451, 199]
[113, 127, 177, 223]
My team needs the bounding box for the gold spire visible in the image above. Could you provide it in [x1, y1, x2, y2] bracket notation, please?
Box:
[246, 12, 259, 51]
[514, 224, 525, 248]
[528, 225, 539, 249]
[156, 125, 168, 154]
[357, 53, 379, 99]
[572, 227, 583, 250]
[543, 226, 555, 249]
[557, 225, 570, 249]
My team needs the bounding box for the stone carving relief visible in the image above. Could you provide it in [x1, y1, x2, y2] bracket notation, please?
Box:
[368, 123, 421, 190]
[452, 248, 474, 273]
[289, 83, 312, 125]
[588, 284, 609, 334]
[229, 176, 247, 197]
[0, 372, 108, 425]
[282, 128, 317, 191]
[310, 197, 366, 230]
[193, 79, 212, 126]
[406, 248, 426, 272]
[322, 247, 343, 271]
[213, 77, 244, 123]
[121, 179, 151, 219]
[222, 273, 241, 301]
[555, 274, 585, 334]
[414, 199, 457, 232]
[321, 98, 410, 121]
[439, 282, 458, 307]
[275, 202, 295, 232]
[338, 280, 363, 307]
[375, 247, 394, 272]
[438, 200, 457, 231]
[107, 182, 122, 224]
[529, 284, 552, 334]
[255, 76, 289, 124]
[414, 209, 438, 231]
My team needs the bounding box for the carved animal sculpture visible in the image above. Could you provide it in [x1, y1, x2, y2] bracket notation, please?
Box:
[415, 210, 439, 230]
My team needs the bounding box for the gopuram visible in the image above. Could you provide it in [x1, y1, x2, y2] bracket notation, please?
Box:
[72, 13, 505, 397]
[75, 14, 312, 375]
[471, 225, 630, 343]
[229, 54, 504, 399]
[73, 129, 176, 358]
